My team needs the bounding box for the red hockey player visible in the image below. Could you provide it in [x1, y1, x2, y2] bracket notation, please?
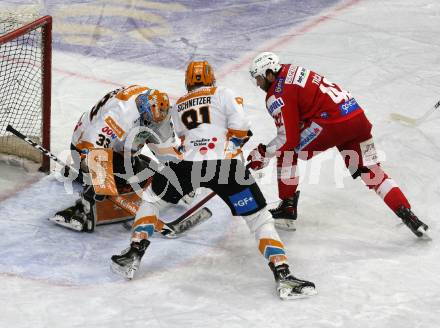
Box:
[247, 52, 428, 237]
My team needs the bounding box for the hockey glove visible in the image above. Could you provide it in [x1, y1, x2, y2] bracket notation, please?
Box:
[246, 143, 273, 171]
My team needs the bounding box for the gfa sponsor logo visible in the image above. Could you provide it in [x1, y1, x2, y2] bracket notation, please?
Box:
[229, 188, 258, 215]
[267, 97, 285, 115]
[234, 196, 254, 207]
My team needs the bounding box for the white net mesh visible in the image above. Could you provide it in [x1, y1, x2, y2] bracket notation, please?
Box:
[0, 13, 48, 165]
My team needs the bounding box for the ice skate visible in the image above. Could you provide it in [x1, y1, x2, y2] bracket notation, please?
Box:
[269, 262, 317, 300]
[111, 240, 150, 279]
[395, 206, 429, 238]
[269, 191, 300, 231]
[49, 200, 86, 231]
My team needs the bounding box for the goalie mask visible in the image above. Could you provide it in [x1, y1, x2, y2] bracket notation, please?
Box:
[136, 89, 170, 124]
[185, 61, 215, 91]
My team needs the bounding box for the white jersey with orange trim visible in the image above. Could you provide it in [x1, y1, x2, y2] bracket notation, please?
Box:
[172, 86, 251, 161]
[72, 85, 174, 157]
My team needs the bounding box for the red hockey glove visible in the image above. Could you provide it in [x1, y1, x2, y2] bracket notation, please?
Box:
[246, 143, 272, 171]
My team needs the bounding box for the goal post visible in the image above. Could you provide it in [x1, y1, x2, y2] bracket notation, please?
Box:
[0, 15, 52, 172]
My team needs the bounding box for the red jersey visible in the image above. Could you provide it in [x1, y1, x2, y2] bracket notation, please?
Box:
[265, 64, 364, 153]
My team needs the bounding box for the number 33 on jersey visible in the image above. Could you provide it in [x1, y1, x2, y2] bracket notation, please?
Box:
[172, 86, 251, 160]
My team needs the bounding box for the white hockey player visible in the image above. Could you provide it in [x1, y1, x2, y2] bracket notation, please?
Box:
[110, 61, 317, 300]
[50, 85, 181, 234]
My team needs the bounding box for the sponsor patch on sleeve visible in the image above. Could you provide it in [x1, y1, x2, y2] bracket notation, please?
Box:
[104, 116, 125, 139]
[294, 122, 323, 152]
[266, 95, 285, 115]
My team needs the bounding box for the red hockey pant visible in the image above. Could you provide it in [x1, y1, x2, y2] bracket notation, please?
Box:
[277, 111, 410, 212]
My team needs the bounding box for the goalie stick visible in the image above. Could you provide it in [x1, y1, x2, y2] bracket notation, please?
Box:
[6, 124, 214, 235]
[390, 99, 440, 126]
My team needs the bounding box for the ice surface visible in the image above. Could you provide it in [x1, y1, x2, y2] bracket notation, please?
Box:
[0, 0, 439, 327]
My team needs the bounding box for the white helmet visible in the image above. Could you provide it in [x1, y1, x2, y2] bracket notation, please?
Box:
[249, 52, 281, 79]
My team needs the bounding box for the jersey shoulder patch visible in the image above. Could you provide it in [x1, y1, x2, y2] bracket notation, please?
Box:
[285, 66, 310, 88]
[115, 85, 149, 101]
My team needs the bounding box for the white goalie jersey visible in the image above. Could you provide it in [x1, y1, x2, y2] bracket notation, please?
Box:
[172, 86, 251, 161]
[72, 85, 174, 157]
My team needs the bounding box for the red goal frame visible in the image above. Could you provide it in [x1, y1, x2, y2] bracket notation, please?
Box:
[0, 15, 52, 172]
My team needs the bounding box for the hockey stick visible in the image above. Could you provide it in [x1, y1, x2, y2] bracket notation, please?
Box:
[121, 157, 258, 231]
[6, 124, 136, 216]
[6, 124, 140, 216]
[121, 191, 216, 233]
[6, 124, 63, 164]
[122, 154, 257, 230]
[6, 124, 213, 235]
[6, 124, 215, 234]
[390, 99, 440, 126]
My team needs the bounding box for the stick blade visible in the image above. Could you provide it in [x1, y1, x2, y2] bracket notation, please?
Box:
[390, 113, 418, 126]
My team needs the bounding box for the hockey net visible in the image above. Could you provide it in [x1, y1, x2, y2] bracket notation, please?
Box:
[0, 14, 52, 172]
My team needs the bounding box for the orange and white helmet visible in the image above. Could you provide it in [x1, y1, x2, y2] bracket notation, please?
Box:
[135, 89, 170, 123]
[185, 61, 215, 90]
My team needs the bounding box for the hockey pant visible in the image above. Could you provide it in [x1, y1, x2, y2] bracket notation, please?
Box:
[131, 159, 290, 266]
[277, 111, 411, 213]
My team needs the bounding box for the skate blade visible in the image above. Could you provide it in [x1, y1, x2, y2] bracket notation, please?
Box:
[397, 223, 431, 240]
[49, 215, 84, 231]
[275, 219, 296, 231]
[110, 261, 138, 280]
[159, 230, 178, 239]
[279, 286, 317, 300]
[417, 227, 432, 241]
